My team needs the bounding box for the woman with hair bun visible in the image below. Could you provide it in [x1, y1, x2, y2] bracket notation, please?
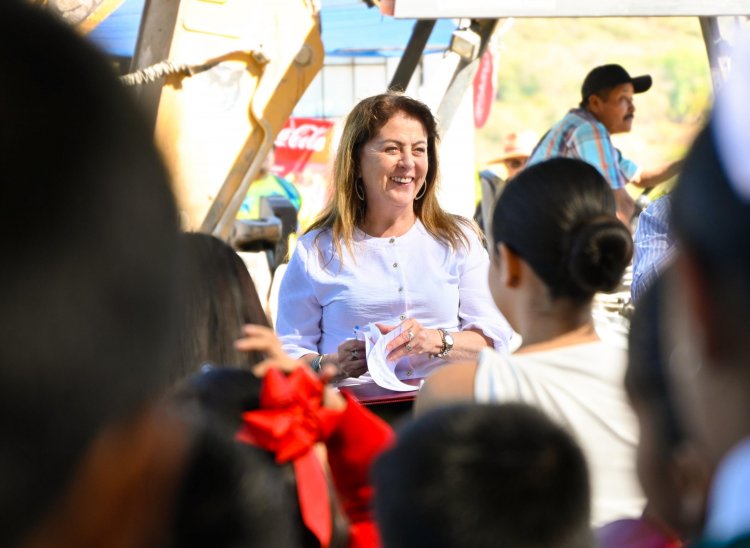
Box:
[417, 158, 643, 526]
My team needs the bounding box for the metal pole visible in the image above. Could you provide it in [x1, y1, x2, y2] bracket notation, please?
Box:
[700, 16, 730, 91]
[435, 18, 499, 133]
[389, 19, 436, 91]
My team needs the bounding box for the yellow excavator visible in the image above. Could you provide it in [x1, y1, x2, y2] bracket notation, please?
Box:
[39, 0, 325, 242]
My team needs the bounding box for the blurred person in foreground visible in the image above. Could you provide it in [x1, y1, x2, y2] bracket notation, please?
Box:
[373, 403, 594, 548]
[0, 2, 188, 546]
[528, 64, 682, 224]
[663, 36, 750, 548]
[418, 158, 643, 524]
[275, 92, 511, 382]
[598, 277, 709, 547]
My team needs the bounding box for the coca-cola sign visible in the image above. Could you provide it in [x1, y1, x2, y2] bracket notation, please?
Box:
[275, 122, 331, 152]
[273, 117, 335, 178]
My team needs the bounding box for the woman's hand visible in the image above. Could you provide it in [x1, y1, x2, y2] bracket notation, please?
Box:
[336, 338, 367, 378]
[234, 324, 301, 376]
[379, 318, 443, 361]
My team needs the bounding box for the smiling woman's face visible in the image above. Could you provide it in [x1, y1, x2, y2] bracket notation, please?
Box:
[358, 111, 428, 216]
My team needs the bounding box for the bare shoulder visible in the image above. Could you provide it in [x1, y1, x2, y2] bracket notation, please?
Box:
[414, 361, 478, 416]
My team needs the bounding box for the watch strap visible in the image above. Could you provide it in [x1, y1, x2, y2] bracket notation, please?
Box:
[436, 329, 453, 358]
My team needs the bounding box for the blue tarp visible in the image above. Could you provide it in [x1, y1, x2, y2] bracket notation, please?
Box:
[87, 0, 453, 59]
[321, 0, 454, 57]
[87, 0, 145, 58]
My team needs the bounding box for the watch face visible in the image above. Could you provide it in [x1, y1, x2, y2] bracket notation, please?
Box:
[444, 332, 454, 348]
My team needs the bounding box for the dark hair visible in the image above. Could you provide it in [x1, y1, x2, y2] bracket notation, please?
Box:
[671, 120, 750, 349]
[168, 417, 297, 548]
[625, 277, 684, 449]
[373, 403, 593, 548]
[492, 158, 633, 302]
[174, 233, 269, 383]
[579, 87, 614, 109]
[0, 2, 180, 543]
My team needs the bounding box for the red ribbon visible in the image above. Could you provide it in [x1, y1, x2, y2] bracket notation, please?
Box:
[236, 368, 342, 547]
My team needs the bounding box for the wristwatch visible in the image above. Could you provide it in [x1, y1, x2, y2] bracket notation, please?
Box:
[310, 354, 324, 372]
[436, 329, 454, 358]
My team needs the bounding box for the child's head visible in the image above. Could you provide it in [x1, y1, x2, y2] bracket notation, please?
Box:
[373, 403, 593, 548]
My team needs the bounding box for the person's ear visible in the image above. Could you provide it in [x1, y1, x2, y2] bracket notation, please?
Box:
[587, 94, 603, 114]
[498, 243, 522, 288]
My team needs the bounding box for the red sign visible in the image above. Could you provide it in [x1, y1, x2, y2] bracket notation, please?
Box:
[273, 117, 336, 230]
[473, 49, 495, 128]
[274, 117, 335, 178]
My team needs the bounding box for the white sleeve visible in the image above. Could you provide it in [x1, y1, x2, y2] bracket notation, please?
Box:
[457, 231, 513, 353]
[274, 239, 323, 359]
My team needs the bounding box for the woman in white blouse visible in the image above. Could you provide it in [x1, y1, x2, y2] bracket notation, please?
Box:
[275, 92, 510, 380]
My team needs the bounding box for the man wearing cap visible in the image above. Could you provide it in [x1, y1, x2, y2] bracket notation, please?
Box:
[527, 64, 682, 223]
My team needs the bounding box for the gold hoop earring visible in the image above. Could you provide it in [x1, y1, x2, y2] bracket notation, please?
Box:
[355, 178, 365, 201]
[414, 181, 427, 200]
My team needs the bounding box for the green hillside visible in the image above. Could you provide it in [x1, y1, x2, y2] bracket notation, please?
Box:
[476, 17, 712, 193]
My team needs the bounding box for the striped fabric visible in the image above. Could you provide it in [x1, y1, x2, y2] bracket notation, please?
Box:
[631, 195, 675, 303]
[527, 108, 638, 189]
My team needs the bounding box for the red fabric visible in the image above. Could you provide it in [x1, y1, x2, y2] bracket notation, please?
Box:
[237, 368, 341, 463]
[325, 393, 395, 548]
[236, 368, 394, 548]
[237, 368, 341, 547]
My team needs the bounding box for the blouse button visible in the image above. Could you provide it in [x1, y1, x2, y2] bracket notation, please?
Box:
[399, 314, 406, 320]
[389, 238, 395, 244]
[393, 262, 398, 268]
[406, 369, 413, 377]
[398, 287, 403, 293]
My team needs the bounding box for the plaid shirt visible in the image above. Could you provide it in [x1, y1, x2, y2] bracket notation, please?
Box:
[527, 108, 638, 189]
[631, 195, 675, 303]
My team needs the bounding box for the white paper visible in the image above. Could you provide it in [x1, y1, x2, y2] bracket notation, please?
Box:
[359, 323, 419, 392]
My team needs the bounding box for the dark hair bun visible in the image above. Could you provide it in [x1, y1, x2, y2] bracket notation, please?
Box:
[567, 217, 633, 295]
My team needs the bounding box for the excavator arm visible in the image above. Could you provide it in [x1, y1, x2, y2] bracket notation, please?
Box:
[39, 0, 324, 237]
[129, 0, 324, 236]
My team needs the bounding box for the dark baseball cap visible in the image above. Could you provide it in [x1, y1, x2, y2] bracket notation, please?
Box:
[581, 64, 652, 103]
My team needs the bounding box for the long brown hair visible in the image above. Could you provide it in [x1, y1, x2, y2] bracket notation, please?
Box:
[306, 92, 475, 262]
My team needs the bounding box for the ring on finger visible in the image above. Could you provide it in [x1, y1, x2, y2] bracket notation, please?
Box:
[407, 330, 414, 341]
[405, 343, 413, 352]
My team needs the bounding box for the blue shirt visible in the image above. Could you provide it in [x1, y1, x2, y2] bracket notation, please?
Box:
[528, 108, 638, 189]
[631, 195, 675, 303]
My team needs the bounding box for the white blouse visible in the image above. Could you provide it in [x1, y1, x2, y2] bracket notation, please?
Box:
[276, 220, 512, 379]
